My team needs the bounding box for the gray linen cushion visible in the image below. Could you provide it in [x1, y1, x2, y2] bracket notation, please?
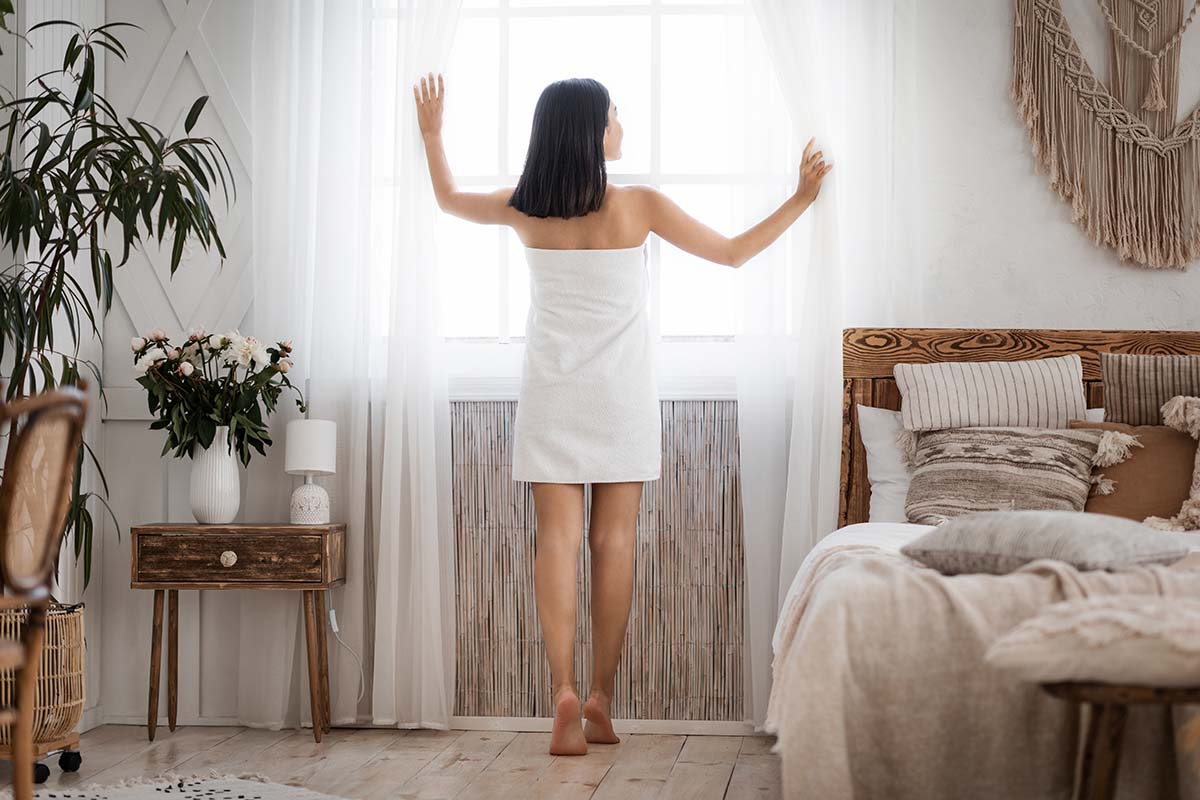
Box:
[1101, 352, 1200, 425]
[901, 510, 1192, 575]
[893, 354, 1086, 432]
[904, 427, 1104, 525]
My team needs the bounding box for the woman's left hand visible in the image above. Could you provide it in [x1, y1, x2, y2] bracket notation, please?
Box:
[414, 72, 445, 137]
[794, 137, 832, 205]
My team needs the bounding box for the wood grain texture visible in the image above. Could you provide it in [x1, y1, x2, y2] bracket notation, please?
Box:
[146, 590, 163, 742]
[843, 328, 1200, 379]
[11, 726, 778, 799]
[1040, 682, 1200, 800]
[130, 525, 344, 743]
[130, 524, 347, 589]
[1042, 682, 1200, 705]
[167, 590, 177, 733]
[839, 329, 1200, 527]
[451, 400, 744, 721]
[302, 591, 323, 744]
[315, 590, 331, 734]
[1076, 703, 1126, 800]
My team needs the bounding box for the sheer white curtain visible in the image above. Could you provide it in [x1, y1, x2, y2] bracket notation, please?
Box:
[739, 0, 896, 727]
[252, 0, 462, 728]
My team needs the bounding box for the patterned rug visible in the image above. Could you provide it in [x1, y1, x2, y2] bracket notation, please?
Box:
[20, 773, 347, 799]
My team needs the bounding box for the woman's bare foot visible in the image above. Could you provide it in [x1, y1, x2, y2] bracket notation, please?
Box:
[583, 690, 620, 744]
[549, 687, 587, 756]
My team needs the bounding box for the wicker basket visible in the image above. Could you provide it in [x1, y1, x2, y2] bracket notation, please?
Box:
[0, 603, 85, 745]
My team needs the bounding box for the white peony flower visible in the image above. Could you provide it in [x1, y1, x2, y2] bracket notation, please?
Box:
[168, 348, 181, 360]
[131, 336, 147, 351]
[134, 349, 167, 375]
[187, 326, 207, 341]
[224, 334, 270, 369]
[178, 361, 195, 377]
[148, 328, 167, 342]
[277, 358, 292, 373]
[279, 339, 294, 353]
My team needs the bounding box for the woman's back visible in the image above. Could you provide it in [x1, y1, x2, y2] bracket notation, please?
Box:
[506, 185, 649, 251]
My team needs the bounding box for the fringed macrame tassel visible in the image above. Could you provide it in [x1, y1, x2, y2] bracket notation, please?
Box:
[1093, 430, 1143, 467]
[1091, 474, 1116, 496]
[1143, 56, 1168, 111]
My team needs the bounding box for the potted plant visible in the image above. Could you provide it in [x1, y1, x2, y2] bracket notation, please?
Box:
[132, 329, 305, 523]
[0, 16, 234, 581]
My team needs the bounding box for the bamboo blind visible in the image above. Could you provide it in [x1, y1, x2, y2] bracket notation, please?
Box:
[451, 400, 744, 720]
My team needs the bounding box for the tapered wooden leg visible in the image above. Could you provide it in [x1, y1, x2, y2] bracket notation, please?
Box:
[302, 590, 323, 742]
[147, 589, 165, 741]
[315, 590, 331, 732]
[167, 590, 178, 733]
[1075, 702, 1127, 800]
[13, 602, 47, 800]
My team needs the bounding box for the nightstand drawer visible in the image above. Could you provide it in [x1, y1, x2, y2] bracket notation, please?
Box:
[135, 533, 324, 584]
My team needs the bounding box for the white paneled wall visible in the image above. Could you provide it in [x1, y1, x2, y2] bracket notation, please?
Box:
[96, 0, 274, 727]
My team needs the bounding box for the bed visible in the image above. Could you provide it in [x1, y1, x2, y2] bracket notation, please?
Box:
[767, 328, 1200, 800]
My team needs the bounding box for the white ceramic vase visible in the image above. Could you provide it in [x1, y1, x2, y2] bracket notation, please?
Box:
[190, 425, 240, 524]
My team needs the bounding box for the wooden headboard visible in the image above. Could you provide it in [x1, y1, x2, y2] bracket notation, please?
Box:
[839, 328, 1200, 527]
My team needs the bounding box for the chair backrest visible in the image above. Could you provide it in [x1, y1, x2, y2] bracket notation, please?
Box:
[0, 385, 87, 595]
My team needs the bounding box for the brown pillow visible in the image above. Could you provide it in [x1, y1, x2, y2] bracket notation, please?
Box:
[1069, 420, 1198, 521]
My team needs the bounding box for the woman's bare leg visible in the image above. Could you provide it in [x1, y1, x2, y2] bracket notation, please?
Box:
[531, 481, 587, 755]
[583, 480, 643, 744]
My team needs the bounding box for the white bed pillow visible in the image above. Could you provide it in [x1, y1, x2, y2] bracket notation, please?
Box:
[857, 405, 910, 523]
[857, 406, 1106, 524]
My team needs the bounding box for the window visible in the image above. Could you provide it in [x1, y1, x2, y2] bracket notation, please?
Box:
[372, 1, 795, 390]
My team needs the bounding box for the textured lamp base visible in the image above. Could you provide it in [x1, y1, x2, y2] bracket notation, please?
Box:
[291, 481, 330, 525]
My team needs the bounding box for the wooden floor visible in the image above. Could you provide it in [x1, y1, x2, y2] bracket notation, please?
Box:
[1, 725, 781, 799]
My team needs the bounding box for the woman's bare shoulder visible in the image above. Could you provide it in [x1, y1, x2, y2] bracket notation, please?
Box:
[608, 183, 664, 213]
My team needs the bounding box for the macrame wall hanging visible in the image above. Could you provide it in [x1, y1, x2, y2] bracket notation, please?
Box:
[1013, 0, 1200, 269]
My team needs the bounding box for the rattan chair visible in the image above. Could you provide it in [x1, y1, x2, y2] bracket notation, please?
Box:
[0, 385, 87, 800]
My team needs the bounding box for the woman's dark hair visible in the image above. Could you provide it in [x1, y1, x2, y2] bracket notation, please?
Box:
[508, 78, 610, 219]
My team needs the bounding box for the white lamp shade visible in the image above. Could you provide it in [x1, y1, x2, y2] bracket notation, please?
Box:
[285, 419, 337, 476]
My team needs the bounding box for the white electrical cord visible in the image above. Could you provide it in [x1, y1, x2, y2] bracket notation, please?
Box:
[325, 593, 366, 704]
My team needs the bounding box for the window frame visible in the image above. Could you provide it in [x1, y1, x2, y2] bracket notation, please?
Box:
[377, 0, 790, 398]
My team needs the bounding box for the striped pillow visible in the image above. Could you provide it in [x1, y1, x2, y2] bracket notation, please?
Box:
[894, 355, 1086, 431]
[1101, 352, 1200, 425]
[904, 427, 1106, 525]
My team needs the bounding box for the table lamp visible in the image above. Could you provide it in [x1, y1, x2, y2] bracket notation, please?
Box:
[285, 419, 336, 524]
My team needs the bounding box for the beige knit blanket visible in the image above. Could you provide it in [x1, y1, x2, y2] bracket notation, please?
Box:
[766, 545, 1200, 799]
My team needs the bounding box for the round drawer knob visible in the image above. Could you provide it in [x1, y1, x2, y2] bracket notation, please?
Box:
[219, 550, 238, 568]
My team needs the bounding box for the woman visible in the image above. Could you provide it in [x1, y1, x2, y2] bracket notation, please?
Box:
[415, 73, 830, 756]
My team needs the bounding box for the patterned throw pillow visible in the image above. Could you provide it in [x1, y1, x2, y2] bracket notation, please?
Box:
[1101, 352, 1200, 425]
[893, 354, 1087, 431]
[904, 427, 1110, 525]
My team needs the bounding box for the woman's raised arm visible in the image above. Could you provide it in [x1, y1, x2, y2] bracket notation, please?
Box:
[414, 72, 515, 225]
[641, 138, 832, 268]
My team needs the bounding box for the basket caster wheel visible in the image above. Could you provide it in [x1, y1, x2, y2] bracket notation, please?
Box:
[59, 750, 82, 772]
[33, 762, 50, 783]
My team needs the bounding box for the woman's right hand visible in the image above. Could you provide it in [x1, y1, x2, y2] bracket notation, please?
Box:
[414, 72, 445, 137]
[794, 137, 832, 205]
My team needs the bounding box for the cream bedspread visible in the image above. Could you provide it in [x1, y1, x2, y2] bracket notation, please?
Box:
[766, 525, 1200, 800]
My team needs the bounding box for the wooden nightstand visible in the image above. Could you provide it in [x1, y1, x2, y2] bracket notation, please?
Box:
[131, 523, 346, 743]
